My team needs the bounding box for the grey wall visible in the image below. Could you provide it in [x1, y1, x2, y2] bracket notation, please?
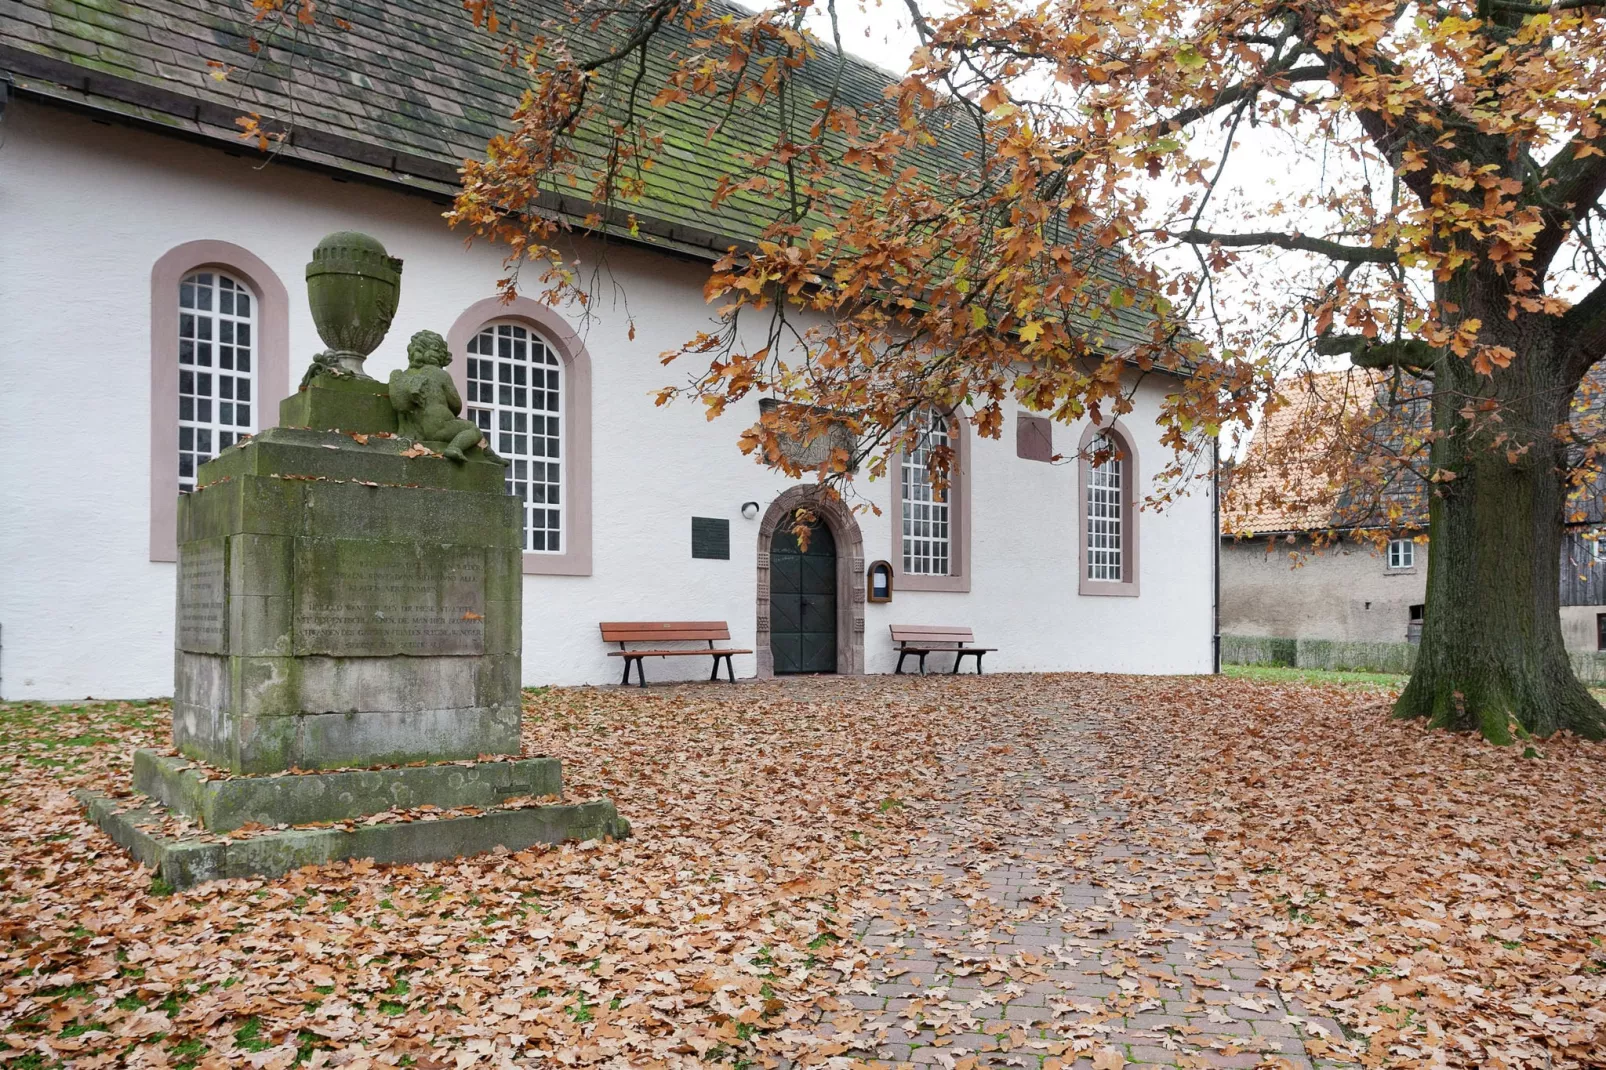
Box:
[1220, 535, 1425, 644]
[1225, 533, 1606, 651]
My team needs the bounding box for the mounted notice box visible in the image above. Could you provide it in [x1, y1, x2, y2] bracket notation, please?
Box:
[867, 560, 893, 602]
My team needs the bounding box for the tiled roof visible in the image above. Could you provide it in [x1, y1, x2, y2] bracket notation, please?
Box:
[1221, 369, 1411, 536]
[0, 0, 1158, 352]
[1226, 364, 1606, 537]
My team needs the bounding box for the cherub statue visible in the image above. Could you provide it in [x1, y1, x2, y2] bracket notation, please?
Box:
[389, 330, 506, 464]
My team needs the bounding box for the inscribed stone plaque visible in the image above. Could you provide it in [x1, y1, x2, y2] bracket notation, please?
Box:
[293, 539, 486, 656]
[177, 538, 228, 653]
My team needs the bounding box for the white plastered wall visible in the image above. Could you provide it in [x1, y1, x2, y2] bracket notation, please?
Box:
[0, 102, 1215, 697]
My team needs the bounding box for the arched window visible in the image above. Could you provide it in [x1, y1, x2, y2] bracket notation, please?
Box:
[1078, 423, 1140, 596]
[465, 321, 565, 553]
[901, 411, 951, 576]
[150, 241, 289, 562]
[891, 409, 971, 592]
[177, 271, 257, 492]
[1085, 432, 1124, 581]
[446, 297, 593, 576]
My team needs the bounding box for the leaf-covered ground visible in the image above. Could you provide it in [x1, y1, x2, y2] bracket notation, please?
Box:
[1, 675, 1602, 1069]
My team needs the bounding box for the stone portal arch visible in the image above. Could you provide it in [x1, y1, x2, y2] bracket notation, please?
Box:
[756, 487, 866, 677]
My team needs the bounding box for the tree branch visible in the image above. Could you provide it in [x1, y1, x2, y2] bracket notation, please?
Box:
[1533, 112, 1606, 272]
[1315, 335, 1436, 374]
[1489, 0, 1603, 12]
[1176, 229, 1398, 263]
[1560, 279, 1606, 380]
[1159, 63, 1331, 137]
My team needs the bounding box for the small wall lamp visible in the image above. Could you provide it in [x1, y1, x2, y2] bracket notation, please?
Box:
[740, 501, 760, 520]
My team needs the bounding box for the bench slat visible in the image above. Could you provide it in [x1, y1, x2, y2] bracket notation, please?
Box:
[601, 621, 732, 642]
[608, 648, 753, 657]
[889, 625, 976, 644]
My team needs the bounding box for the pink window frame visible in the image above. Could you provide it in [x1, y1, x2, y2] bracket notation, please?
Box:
[446, 297, 593, 576]
[890, 409, 971, 593]
[1077, 420, 1141, 597]
[150, 241, 290, 562]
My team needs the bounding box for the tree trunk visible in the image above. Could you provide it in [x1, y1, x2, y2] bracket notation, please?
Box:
[1394, 270, 1606, 742]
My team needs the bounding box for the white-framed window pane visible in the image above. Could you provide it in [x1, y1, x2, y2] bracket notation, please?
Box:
[178, 271, 257, 492]
[465, 322, 563, 553]
[1388, 538, 1414, 569]
[1086, 434, 1123, 581]
[901, 413, 951, 575]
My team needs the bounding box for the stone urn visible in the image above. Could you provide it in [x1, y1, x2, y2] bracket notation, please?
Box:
[305, 231, 404, 378]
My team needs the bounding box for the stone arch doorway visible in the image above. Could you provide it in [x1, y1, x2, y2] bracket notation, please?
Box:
[756, 487, 865, 677]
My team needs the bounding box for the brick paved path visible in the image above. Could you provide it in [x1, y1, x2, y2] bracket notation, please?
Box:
[825, 702, 1356, 1070]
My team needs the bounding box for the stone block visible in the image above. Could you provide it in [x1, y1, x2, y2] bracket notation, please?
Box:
[199, 427, 506, 494]
[79, 788, 628, 890]
[176, 538, 228, 653]
[174, 652, 522, 773]
[297, 655, 479, 714]
[291, 537, 487, 656]
[295, 481, 519, 547]
[230, 533, 293, 598]
[484, 548, 522, 602]
[229, 594, 293, 656]
[277, 375, 398, 434]
[133, 749, 563, 831]
[474, 655, 522, 708]
[483, 600, 521, 655]
[291, 704, 521, 769]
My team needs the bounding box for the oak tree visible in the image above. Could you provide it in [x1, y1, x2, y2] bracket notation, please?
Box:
[275, 0, 1606, 740]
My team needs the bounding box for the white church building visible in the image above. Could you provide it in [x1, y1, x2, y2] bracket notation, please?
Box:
[0, 1, 1215, 698]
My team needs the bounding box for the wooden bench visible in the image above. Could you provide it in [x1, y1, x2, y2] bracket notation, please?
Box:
[889, 625, 997, 675]
[599, 622, 752, 687]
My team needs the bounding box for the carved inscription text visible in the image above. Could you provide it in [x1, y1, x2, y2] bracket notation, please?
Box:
[177, 539, 227, 652]
[294, 540, 486, 656]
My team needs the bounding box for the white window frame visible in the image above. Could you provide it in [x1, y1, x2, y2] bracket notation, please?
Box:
[1387, 538, 1416, 570]
[177, 270, 258, 492]
[464, 321, 565, 555]
[900, 412, 952, 577]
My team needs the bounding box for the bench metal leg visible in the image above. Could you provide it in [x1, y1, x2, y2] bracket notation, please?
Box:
[895, 650, 911, 675]
[725, 654, 736, 683]
[951, 650, 983, 674]
[709, 656, 721, 682]
[919, 653, 927, 675]
[634, 657, 647, 687]
[620, 657, 633, 686]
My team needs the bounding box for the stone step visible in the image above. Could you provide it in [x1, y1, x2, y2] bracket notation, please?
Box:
[79, 787, 628, 890]
[133, 749, 563, 832]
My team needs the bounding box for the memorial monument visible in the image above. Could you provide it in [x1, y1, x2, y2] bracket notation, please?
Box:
[81, 232, 626, 888]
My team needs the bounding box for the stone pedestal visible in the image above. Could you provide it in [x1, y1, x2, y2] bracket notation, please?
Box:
[81, 388, 626, 889]
[169, 424, 522, 773]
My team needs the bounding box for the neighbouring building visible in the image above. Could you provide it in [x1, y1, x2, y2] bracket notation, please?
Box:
[0, 0, 1217, 698]
[1221, 370, 1606, 652]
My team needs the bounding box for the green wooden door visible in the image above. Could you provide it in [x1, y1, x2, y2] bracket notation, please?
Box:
[769, 521, 838, 674]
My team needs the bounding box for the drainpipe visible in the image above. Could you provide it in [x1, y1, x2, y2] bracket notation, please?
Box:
[1212, 434, 1221, 674]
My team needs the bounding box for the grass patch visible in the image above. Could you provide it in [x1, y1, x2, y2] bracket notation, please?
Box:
[1222, 663, 1606, 704]
[1222, 663, 1407, 690]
